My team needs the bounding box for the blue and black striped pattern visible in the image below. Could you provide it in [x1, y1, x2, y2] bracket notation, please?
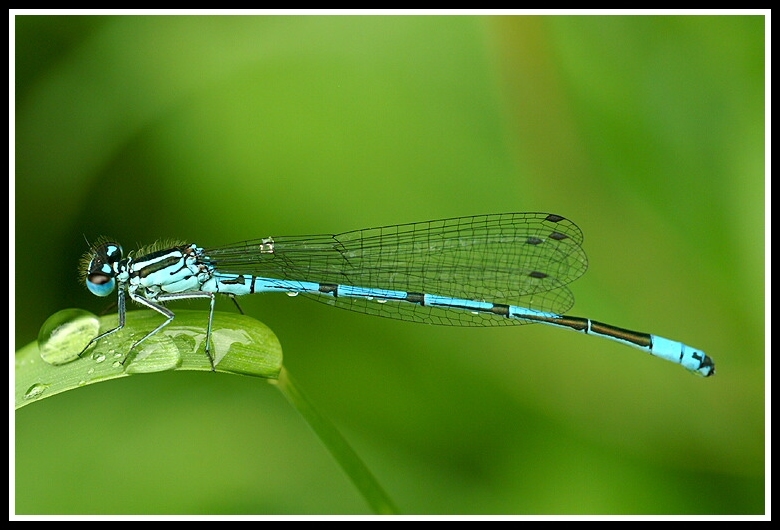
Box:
[79, 213, 714, 376]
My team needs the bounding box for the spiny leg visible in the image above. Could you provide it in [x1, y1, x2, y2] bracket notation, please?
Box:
[123, 291, 217, 369]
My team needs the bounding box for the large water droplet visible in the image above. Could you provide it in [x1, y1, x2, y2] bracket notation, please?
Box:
[37, 309, 100, 365]
[286, 291, 300, 297]
[123, 335, 182, 374]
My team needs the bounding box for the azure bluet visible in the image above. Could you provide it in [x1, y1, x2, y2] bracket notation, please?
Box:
[79, 213, 714, 376]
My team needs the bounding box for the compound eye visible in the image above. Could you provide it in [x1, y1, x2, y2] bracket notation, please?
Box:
[87, 273, 116, 297]
[93, 243, 122, 264]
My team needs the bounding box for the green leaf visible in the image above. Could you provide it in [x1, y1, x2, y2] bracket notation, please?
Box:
[15, 309, 283, 409]
[16, 308, 399, 514]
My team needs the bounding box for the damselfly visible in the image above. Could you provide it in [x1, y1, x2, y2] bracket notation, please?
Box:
[79, 213, 714, 376]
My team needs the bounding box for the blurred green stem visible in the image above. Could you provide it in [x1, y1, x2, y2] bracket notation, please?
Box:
[274, 366, 399, 515]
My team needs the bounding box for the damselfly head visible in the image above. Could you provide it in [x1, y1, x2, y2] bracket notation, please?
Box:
[79, 237, 123, 297]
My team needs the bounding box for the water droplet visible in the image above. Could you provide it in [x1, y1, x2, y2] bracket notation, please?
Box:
[366, 296, 374, 301]
[123, 336, 182, 374]
[471, 311, 479, 315]
[112, 360, 122, 368]
[87, 367, 95, 375]
[23, 383, 48, 401]
[91, 352, 106, 363]
[38, 309, 100, 365]
[377, 299, 388, 304]
[286, 292, 300, 297]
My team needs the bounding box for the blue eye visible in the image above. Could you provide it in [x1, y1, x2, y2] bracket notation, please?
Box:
[87, 272, 116, 297]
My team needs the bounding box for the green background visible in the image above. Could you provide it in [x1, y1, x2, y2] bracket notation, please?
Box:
[14, 15, 765, 515]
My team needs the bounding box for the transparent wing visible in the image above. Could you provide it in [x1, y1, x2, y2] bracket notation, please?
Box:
[203, 213, 588, 326]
